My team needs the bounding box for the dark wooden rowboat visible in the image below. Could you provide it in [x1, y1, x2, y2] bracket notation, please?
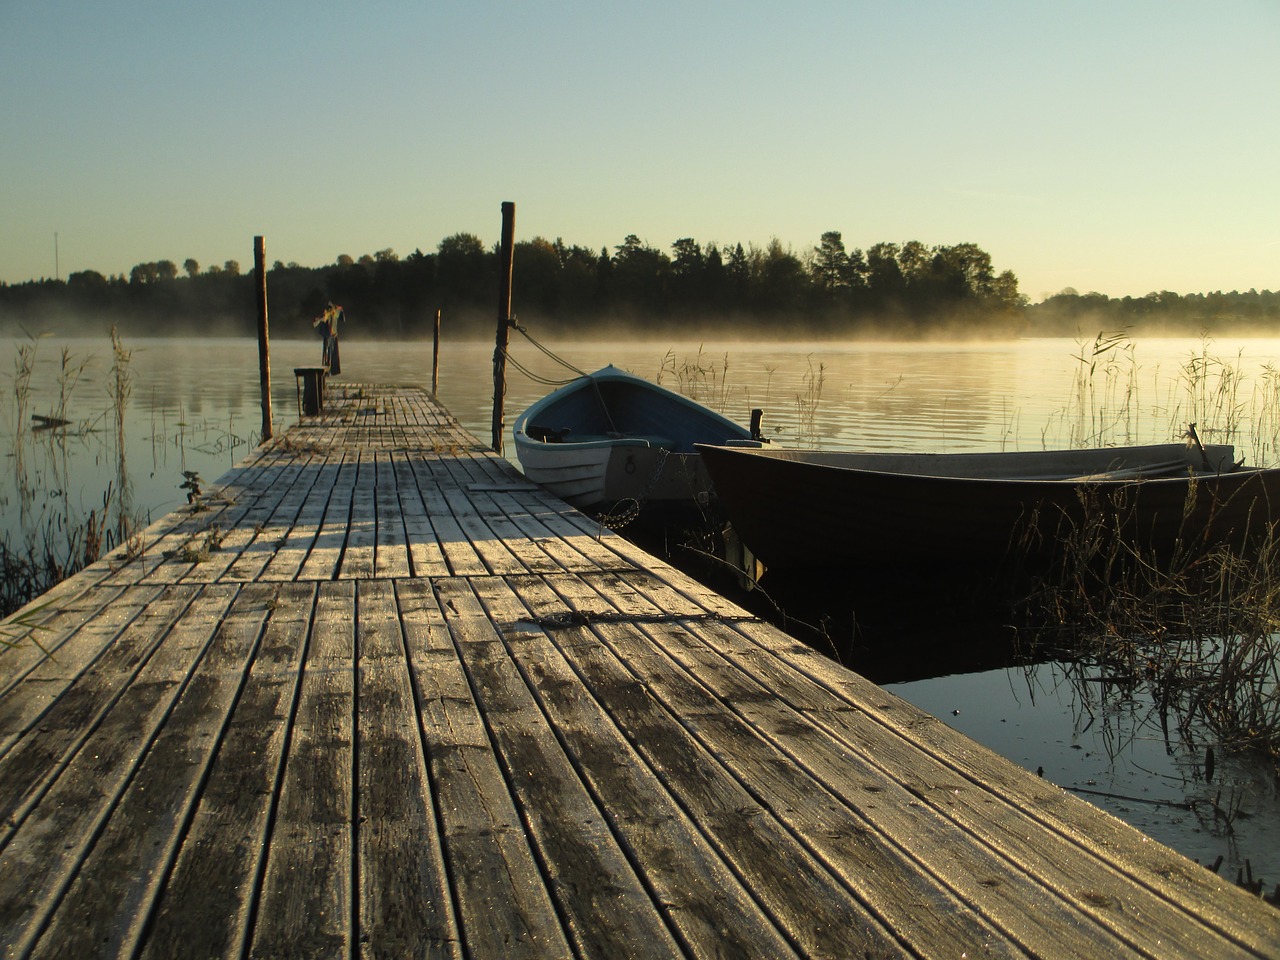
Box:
[695, 442, 1280, 574]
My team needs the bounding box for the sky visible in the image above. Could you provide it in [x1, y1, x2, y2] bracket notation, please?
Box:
[2, 0, 1277, 302]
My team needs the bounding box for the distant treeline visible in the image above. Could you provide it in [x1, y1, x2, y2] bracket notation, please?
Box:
[1, 231, 1276, 339]
[1027, 287, 1280, 336]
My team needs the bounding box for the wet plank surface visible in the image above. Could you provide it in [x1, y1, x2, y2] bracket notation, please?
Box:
[1, 382, 1278, 959]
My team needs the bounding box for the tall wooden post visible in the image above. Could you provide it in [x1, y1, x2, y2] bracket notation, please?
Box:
[254, 235, 273, 441]
[491, 201, 516, 454]
[432, 308, 441, 395]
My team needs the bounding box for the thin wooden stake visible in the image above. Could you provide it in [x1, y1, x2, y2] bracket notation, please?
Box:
[432, 308, 441, 395]
[254, 235, 272, 441]
[491, 201, 515, 454]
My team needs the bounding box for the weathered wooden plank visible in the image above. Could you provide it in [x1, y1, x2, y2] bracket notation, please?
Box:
[590, 567, 1280, 957]
[355, 580, 458, 958]
[0, 584, 199, 834]
[413, 457, 526, 576]
[401, 458, 489, 577]
[454, 576, 695, 960]
[339, 452, 378, 579]
[373, 453, 412, 579]
[250, 580, 355, 958]
[483, 490, 608, 573]
[137, 581, 317, 960]
[258, 457, 342, 582]
[430, 459, 567, 575]
[0, 583, 239, 958]
[182, 453, 317, 584]
[725, 617, 1280, 957]
[28, 582, 278, 959]
[561, 572, 1124, 957]
[298, 453, 356, 581]
[0, 584, 151, 761]
[89, 510, 188, 587]
[144, 455, 306, 585]
[391, 456, 451, 578]
[438, 482, 528, 575]
[0, 581, 136, 709]
[397, 577, 572, 958]
[518, 487, 666, 573]
[509, 573, 982, 959]
[197, 453, 321, 584]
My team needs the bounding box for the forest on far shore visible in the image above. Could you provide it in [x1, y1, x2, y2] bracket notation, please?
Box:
[1, 231, 1276, 340]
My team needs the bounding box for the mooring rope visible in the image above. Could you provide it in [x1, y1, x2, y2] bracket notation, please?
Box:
[503, 320, 630, 434]
[502, 350, 578, 387]
[500, 320, 588, 387]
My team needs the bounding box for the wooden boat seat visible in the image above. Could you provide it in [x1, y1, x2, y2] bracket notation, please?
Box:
[526, 424, 571, 442]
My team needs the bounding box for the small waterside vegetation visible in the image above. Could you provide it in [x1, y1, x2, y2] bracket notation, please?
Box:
[1018, 333, 1280, 775]
[1047, 330, 1280, 461]
[1019, 488, 1280, 770]
[0, 330, 253, 621]
[655, 346, 827, 448]
[2, 332, 130, 618]
[1015, 515, 1280, 904]
[1000, 334, 1280, 902]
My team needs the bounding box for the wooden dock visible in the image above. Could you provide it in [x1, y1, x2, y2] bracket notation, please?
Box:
[1, 383, 1277, 959]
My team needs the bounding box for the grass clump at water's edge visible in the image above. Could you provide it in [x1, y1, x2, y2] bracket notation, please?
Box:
[1022, 331, 1280, 775]
[1014, 514, 1280, 904]
[1020, 514, 1280, 775]
[1, 327, 143, 626]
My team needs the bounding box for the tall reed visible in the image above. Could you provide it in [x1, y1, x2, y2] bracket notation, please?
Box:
[11, 338, 36, 521]
[794, 356, 826, 446]
[657, 347, 736, 413]
[109, 325, 134, 544]
[1041, 330, 1140, 449]
[1024, 523, 1280, 772]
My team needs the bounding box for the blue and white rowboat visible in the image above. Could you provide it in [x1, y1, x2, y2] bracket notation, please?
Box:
[513, 365, 763, 512]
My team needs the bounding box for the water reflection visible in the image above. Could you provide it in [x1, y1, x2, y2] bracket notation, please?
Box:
[886, 655, 1280, 891]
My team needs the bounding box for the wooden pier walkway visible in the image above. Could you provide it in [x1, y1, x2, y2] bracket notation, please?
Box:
[1, 383, 1277, 959]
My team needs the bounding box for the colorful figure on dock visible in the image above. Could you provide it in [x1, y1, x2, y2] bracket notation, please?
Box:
[313, 301, 344, 375]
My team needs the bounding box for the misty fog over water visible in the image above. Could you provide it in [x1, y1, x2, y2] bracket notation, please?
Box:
[4, 331, 1280, 886]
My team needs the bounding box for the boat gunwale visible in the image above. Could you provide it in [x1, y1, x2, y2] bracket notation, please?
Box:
[513, 365, 753, 451]
[694, 442, 1257, 487]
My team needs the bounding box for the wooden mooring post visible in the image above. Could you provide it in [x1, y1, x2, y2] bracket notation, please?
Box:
[491, 201, 516, 454]
[432, 308, 441, 395]
[254, 235, 272, 441]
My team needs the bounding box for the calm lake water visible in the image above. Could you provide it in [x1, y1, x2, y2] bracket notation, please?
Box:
[3, 331, 1279, 887]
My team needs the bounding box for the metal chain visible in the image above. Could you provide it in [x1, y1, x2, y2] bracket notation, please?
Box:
[594, 446, 671, 531]
[529, 609, 760, 630]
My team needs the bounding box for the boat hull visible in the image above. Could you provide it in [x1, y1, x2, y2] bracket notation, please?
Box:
[514, 366, 758, 512]
[696, 443, 1280, 574]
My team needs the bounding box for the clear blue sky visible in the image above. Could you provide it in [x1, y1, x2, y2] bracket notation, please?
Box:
[3, 1, 1277, 301]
